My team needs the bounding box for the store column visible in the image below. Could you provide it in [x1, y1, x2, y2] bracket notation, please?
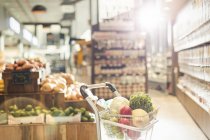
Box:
[0, 33, 4, 51]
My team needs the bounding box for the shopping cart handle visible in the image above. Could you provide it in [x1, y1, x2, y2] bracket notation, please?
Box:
[105, 82, 117, 93]
[80, 85, 88, 98]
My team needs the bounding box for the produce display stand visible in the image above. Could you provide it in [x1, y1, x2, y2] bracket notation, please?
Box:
[0, 69, 97, 140]
[80, 82, 158, 140]
[0, 122, 97, 140]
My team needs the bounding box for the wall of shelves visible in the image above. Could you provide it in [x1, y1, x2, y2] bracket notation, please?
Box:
[92, 32, 147, 99]
[174, 0, 210, 138]
[174, 0, 210, 52]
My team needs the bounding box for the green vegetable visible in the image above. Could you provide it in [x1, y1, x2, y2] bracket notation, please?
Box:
[81, 116, 88, 122]
[9, 105, 18, 111]
[129, 92, 153, 113]
[64, 108, 71, 116]
[25, 105, 33, 111]
[89, 117, 94, 122]
[35, 106, 42, 110]
[84, 111, 91, 119]
[74, 108, 80, 114]
[0, 110, 4, 114]
[80, 108, 86, 114]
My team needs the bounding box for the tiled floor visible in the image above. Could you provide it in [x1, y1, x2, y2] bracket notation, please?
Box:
[150, 90, 208, 140]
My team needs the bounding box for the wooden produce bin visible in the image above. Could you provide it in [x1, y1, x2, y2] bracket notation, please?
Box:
[0, 122, 97, 140]
[0, 93, 65, 110]
[2, 71, 41, 93]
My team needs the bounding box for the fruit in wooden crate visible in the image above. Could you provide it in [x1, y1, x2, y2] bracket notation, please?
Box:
[8, 104, 48, 117]
[0, 79, 4, 92]
[40, 76, 67, 93]
[65, 83, 83, 101]
[0, 110, 5, 114]
[5, 58, 46, 72]
[49, 106, 95, 122]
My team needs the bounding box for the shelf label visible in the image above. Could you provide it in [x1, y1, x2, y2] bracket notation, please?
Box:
[12, 71, 31, 84]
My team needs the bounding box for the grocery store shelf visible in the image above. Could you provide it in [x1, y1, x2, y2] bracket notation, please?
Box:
[179, 69, 208, 82]
[176, 85, 210, 139]
[177, 84, 210, 114]
[177, 19, 210, 41]
[174, 39, 210, 52]
[94, 73, 145, 77]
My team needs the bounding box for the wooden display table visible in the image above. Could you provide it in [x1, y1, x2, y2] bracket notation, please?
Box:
[0, 122, 97, 140]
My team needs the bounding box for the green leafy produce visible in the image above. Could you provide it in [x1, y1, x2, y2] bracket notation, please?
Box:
[129, 92, 153, 113]
[25, 105, 33, 111]
[64, 108, 71, 116]
[81, 116, 88, 122]
[74, 108, 80, 114]
[51, 109, 62, 116]
[35, 106, 42, 110]
[9, 105, 18, 111]
[0, 110, 5, 114]
[80, 108, 86, 114]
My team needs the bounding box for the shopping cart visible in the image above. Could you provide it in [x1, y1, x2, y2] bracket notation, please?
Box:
[80, 82, 158, 140]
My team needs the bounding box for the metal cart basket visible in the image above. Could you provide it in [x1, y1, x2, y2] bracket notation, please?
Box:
[80, 82, 158, 140]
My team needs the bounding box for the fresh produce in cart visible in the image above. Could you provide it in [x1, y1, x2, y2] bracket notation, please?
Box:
[80, 82, 158, 140]
[99, 92, 158, 140]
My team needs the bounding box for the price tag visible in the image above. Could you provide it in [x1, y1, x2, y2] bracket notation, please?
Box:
[12, 71, 31, 84]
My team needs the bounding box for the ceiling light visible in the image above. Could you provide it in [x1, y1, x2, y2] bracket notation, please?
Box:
[32, 5, 47, 14]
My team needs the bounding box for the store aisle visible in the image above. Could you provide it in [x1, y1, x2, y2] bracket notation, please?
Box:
[150, 90, 208, 140]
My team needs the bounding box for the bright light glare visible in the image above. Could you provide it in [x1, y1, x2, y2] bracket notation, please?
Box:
[9, 17, 20, 34]
[80, 29, 91, 41]
[23, 29, 32, 42]
[138, 4, 164, 29]
[32, 37, 39, 46]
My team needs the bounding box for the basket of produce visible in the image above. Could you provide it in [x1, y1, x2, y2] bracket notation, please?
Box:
[80, 82, 159, 140]
[7, 104, 45, 124]
[45, 106, 95, 124]
[0, 110, 7, 124]
[2, 59, 45, 93]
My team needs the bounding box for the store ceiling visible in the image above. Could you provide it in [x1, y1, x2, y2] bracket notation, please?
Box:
[0, 0, 188, 24]
[161, 0, 188, 20]
[0, 0, 80, 24]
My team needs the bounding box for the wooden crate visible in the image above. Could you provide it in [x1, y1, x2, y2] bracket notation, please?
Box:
[0, 122, 97, 140]
[0, 93, 65, 110]
[2, 71, 41, 93]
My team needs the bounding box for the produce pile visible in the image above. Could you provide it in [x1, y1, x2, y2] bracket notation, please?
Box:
[5, 58, 46, 72]
[101, 92, 156, 140]
[40, 73, 84, 101]
[0, 104, 94, 122]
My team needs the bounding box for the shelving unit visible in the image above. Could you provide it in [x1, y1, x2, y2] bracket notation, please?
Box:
[147, 53, 167, 91]
[174, 0, 210, 138]
[92, 32, 147, 99]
